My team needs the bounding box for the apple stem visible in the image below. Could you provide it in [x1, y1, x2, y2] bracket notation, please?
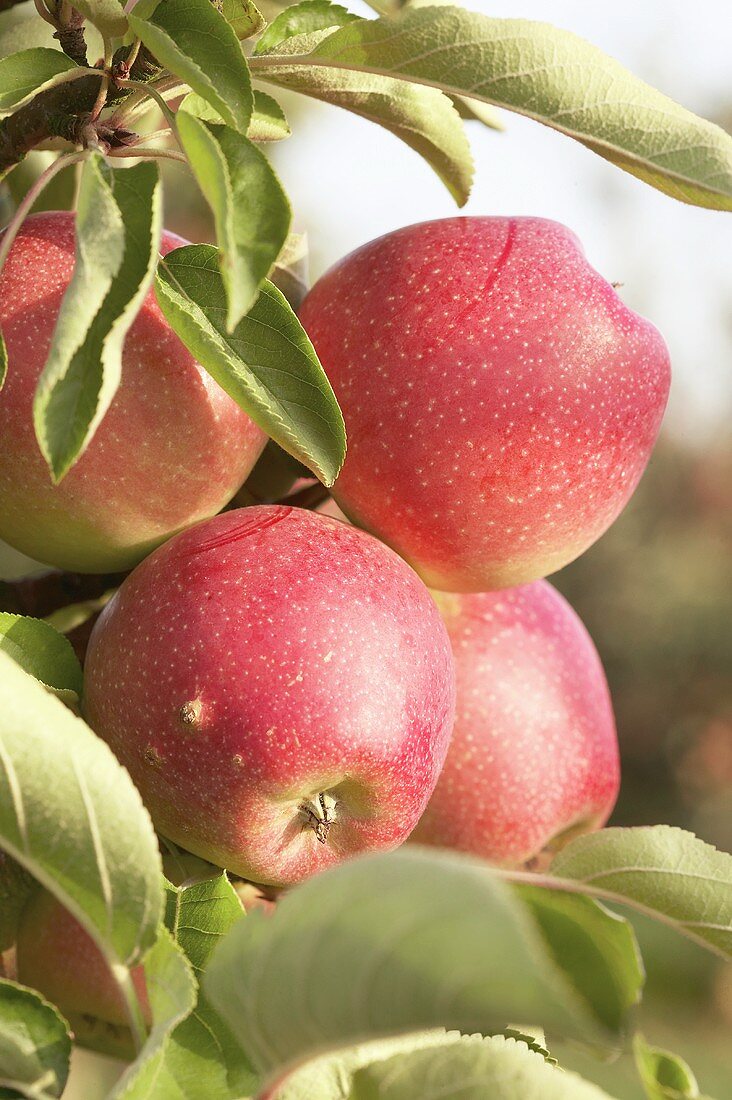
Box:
[300, 791, 338, 844]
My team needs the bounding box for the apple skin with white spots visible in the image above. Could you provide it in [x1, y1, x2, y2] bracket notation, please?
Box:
[298, 217, 671, 592]
[83, 506, 456, 886]
[0, 212, 265, 574]
[411, 581, 619, 866]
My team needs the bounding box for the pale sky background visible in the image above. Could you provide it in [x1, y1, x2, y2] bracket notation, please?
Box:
[268, 0, 732, 442]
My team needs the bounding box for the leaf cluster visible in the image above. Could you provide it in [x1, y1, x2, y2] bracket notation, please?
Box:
[0, 651, 730, 1097]
[0, 2, 731, 1097]
[1, 0, 731, 488]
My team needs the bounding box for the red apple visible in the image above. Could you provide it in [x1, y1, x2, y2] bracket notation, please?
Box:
[83, 506, 456, 886]
[299, 217, 671, 591]
[15, 889, 150, 1055]
[412, 581, 619, 865]
[0, 212, 265, 573]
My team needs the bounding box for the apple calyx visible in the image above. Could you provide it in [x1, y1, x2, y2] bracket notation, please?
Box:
[178, 699, 203, 730]
[300, 791, 338, 844]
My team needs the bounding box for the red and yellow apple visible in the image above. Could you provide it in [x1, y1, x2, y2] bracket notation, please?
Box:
[0, 212, 265, 573]
[299, 217, 671, 591]
[412, 580, 619, 864]
[84, 506, 456, 886]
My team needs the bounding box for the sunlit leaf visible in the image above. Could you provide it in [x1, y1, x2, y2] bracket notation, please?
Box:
[156, 244, 345, 484]
[33, 156, 162, 482]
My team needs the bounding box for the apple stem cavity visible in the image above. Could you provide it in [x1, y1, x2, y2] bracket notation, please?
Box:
[300, 791, 338, 844]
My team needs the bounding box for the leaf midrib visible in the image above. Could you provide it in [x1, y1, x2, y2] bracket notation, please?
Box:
[250, 49, 731, 199]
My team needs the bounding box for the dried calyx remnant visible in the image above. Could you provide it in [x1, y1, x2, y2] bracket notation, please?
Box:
[300, 792, 338, 844]
[178, 700, 203, 729]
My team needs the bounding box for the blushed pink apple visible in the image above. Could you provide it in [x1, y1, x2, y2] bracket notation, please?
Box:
[15, 889, 151, 1053]
[412, 581, 619, 865]
[299, 217, 671, 591]
[0, 212, 265, 573]
[84, 506, 456, 886]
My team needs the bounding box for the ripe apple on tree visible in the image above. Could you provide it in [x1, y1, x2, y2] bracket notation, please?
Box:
[0, 212, 266, 574]
[83, 505, 456, 887]
[11, 852, 262, 1057]
[412, 581, 620, 866]
[2, 0, 731, 1092]
[299, 216, 671, 592]
[14, 888, 151, 1058]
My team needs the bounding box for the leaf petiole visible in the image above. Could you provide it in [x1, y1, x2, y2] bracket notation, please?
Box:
[107, 146, 187, 164]
[115, 77, 179, 134]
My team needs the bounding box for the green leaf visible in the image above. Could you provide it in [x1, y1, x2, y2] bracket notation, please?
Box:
[398, 0, 506, 131]
[346, 1034, 617, 1100]
[43, 590, 116, 636]
[452, 95, 504, 131]
[0, 853, 33, 953]
[156, 244, 345, 486]
[254, 29, 473, 206]
[111, 928, 197, 1099]
[551, 826, 732, 959]
[0, 613, 83, 703]
[177, 91, 225, 124]
[517, 887, 644, 1035]
[32, 155, 162, 483]
[177, 114, 291, 330]
[249, 91, 291, 142]
[165, 873, 256, 1096]
[254, 0, 359, 56]
[222, 0, 264, 39]
[0, 329, 6, 392]
[633, 1035, 705, 1100]
[129, 0, 253, 133]
[250, 6, 732, 210]
[0, 48, 77, 115]
[262, 1032, 462, 1099]
[0, 980, 71, 1100]
[180, 90, 290, 142]
[164, 872, 244, 985]
[269, 231, 309, 309]
[360, 0, 402, 13]
[205, 848, 604, 1076]
[115, 875, 256, 1098]
[70, 0, 127, 37]
[178, 92, 225, 124]
[263, 1033, 616, 1100]
[0, 653, 163, 1035]
[501, 1028, 555, 1065]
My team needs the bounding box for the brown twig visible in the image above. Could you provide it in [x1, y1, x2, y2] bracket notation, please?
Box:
[0, 76, 101, 174]
[0, 35, 164, 173]
[53, 10, 89, 66]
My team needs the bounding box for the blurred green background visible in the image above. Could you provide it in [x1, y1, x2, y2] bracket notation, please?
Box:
[1, 0, 730, 1095]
